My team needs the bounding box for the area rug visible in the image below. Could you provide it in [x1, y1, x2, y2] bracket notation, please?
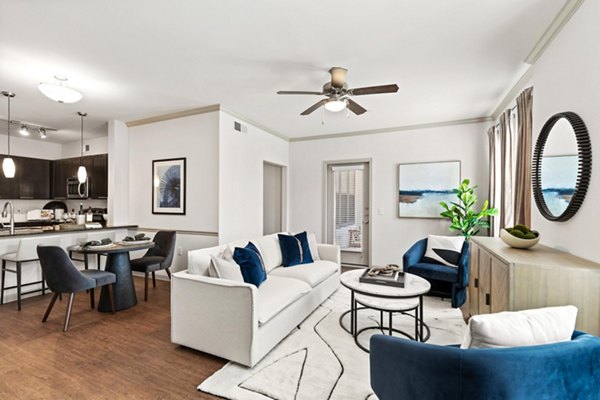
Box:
[198, 287, 466, 400]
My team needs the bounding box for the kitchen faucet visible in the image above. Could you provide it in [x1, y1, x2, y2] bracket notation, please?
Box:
[2, 201, 14, 235]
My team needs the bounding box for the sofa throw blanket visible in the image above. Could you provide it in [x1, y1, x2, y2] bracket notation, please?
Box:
[422, 235, 464, 267]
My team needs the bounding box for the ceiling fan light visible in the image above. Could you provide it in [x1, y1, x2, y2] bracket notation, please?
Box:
[330, 67, 348, 88]
[2, 157, 16, 178]
[325, 99, 347, 113]
[38, 82, 83, 103]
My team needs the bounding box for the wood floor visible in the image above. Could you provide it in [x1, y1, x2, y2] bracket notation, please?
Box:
[0, 277, 225, 399]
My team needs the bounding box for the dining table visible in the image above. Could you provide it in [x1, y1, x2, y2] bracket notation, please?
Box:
[69, 241, 155, 312]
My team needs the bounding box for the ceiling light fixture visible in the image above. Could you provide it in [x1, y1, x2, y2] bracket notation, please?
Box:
[77, 112, 88, 184]
[38, 127, 47, 139]
[38, 75, 83, 104]
[20, 124, 29, 136]
[324, 98, 347, 113]
[1, 91, 16, 178]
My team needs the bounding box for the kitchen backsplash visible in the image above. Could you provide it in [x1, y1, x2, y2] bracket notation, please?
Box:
[0, 199, 107, 223]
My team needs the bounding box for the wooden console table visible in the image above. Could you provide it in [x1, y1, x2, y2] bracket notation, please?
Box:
[469, 237, 600, 335]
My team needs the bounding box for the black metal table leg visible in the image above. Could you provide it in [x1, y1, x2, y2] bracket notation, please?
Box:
[419, 295, 424, 342]
[98, 252, 136, 312]
[350, 290, 355, 335]
[16, 261, 22, 311]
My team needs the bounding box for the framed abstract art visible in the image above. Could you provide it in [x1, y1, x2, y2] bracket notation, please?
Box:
[398, 160, 461, 218]
[152, 157, 186, 215]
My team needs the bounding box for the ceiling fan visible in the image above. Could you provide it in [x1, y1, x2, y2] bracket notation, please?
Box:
[277, 67, 398, 116]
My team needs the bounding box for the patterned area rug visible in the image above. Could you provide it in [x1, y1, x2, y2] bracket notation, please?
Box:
[198, 287, 466, 400]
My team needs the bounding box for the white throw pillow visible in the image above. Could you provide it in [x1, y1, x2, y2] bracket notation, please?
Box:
[306, 232, 320, 261]
[209, 255, 244, 282]
[423, 235, 465, 267]
[460, 305, 578, 349]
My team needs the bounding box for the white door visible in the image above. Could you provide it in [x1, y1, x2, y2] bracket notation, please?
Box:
[326, 162, 370, 267]
[263, 162, 283, 235]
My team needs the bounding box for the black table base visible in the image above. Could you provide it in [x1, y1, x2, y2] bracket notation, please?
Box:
[98, 252, 137, 312]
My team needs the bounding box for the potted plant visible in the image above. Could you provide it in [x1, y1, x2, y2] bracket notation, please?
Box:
[440, 179, 498, 240]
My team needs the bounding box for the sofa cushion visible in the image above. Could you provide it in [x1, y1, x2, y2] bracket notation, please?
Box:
[423, 235, 465, 267]
[209, 255, 244, 282]
[257, 276, 311, 325]
[269, 260, 338, 288]
[278, 231, 314, 267]
[461, 305, 578, 349]
[255, 234, 283, 273]
[406, 262, 458, 283]
[233, 242, 267, 287]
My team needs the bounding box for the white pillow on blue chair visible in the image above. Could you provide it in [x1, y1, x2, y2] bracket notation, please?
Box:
[423, 235, 465, 267]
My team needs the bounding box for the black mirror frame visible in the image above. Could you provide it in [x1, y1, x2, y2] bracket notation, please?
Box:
[532, 111, 592, 222]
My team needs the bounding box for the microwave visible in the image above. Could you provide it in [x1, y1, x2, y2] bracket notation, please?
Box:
[67, 177, 89, 198]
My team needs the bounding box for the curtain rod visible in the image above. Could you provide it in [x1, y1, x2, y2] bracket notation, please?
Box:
[493, 104, 518, 129]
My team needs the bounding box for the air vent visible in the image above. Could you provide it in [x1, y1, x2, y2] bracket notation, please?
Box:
[234, 121, 247, 133]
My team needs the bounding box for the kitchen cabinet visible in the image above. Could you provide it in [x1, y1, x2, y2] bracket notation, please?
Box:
[469, 237, 600, 336]
[16, 157, 51, 199]
[0, 159, 19, 199]
[51, 154, 108, 199]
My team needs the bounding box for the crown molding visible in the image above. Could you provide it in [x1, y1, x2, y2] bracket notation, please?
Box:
[125, 105, 220, 127]
[525, 0, 585, 64]
[289, 116, 493, 142]
[491, 66, 534, 120]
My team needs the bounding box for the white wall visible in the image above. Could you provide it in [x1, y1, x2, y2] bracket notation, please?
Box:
[0, 133, 62, 159]
[530, 0, 600, 262]
[128, 113, 220, 233]
[61, 136, 108, 158]
[289, 122, 489, 266]
[218, 111, 289, 244]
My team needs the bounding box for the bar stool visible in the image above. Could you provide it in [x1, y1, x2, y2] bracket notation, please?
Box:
[1, 236, 59, 310]
[69, 231, 115, 270]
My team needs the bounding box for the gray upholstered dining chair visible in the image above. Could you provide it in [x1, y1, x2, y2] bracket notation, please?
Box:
[130, 231, 176, 301]
[37, 245, 117, 332]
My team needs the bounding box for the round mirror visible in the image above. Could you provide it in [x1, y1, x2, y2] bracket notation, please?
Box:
[532, 112, 592, 221]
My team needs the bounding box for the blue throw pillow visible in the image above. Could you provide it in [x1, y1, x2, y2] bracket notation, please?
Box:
[278, 231, 314, 267]
[233, 242, 267, 287]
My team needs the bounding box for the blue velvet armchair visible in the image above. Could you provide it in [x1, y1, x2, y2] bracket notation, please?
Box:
[403, 238, 469, 308]
[370, 331, 600, 400]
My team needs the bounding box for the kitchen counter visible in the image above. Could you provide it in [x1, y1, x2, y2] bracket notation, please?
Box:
[0, 225, 138, 239]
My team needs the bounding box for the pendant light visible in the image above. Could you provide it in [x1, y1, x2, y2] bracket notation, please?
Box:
[77, 112, 87, 183]
[2, 91, 16, 178]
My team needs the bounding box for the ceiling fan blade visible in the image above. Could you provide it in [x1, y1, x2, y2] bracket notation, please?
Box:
[346, 99, 367, 115]
[277, 90, 324, 95]
[349, 84, 399, 96]
[300, 99, 328, 115]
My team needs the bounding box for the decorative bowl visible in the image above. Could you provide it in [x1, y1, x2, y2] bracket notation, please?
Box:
[500, 229, 540, 249]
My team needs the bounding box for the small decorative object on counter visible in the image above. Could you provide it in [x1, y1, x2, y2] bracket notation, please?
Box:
[500, 224, 540, 249]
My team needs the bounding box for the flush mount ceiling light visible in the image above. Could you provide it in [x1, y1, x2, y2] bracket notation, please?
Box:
[324, 98, 347, 113]
[38, 75, 83, 104]
[2, 91, 16, 178]
[19, 124, 29, 136]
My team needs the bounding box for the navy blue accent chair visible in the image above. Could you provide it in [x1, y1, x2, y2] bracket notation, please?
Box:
[370, 331, 600, 400]
[403, 238, 469, 308]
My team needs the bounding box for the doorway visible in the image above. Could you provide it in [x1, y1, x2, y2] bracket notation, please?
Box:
[325, 161, 371, 267]
[263, 162, 286, 235]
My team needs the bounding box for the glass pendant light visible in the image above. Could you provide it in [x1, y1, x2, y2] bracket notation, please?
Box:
[2, 91, 16, 178]
[77, 112, 87, 183]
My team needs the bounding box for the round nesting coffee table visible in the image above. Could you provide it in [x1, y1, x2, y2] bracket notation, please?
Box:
[340, 269, 431, 352]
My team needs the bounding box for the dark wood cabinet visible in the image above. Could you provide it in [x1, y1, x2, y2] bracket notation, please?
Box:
[90, 154, 108, 198]
[0, 157, 19, 199]
[16, 157, 51, 199]
[51, 154, 108, 199]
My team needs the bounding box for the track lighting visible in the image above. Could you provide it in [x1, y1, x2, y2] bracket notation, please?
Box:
[20, 125, 29, 136]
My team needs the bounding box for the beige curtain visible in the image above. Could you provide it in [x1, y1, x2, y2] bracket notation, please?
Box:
[514, 87, 533, 226]
[499, 109, 514, 230]
[487, 126, 499, 236]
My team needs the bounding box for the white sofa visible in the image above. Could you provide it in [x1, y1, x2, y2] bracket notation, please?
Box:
[171, 233, 341, 367]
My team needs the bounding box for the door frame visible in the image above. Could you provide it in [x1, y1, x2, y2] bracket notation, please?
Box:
[263, 160, 288, 233]
[322, 158, 373, 268]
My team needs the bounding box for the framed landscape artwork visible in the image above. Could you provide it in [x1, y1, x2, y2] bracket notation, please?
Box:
[398, 160, 461, 218]
[152, 157, 186, 215]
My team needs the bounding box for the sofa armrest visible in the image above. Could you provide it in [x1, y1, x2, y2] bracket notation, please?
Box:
[317, 243, 341, 265]
[171, 270, 258, 366]
[402, 239, 427, 271]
